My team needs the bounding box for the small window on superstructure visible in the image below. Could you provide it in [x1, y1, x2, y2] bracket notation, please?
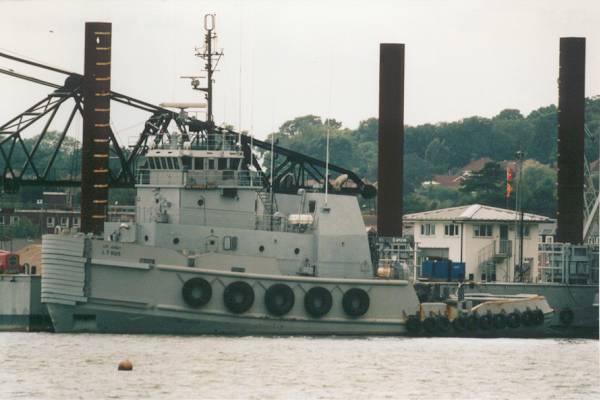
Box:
[230, 158, 240, 170]
[181, 156, 191, 170]
[194, 158, 204, 170]
[218, 158, 227, 170]
[166, 158, 174, 169]
[208, 159, 215, 169]
[160, 158, 168, 169]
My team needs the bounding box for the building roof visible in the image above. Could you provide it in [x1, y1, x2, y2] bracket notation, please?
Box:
[404, 204, 552, 223]
[462, 157, 492, 173]
[432, 174, 462, 188]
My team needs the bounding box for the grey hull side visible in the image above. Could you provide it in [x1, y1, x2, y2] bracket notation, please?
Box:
[466, 283, 598, 337]
[46, 303, 408, 335]
[0, 274, 52, 332]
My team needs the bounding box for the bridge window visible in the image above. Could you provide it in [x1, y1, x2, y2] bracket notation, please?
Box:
[172, 158, 180, 169]
[208, 159, 215, 169]
[230, 158, 240, 170]
[194, 158, 204, 170]
[148, 158, 156, 169]
[181, 156, 191, 170]
[166, 157, 174, 169]
[218, 158, 227, 170]
[160, 158, 168, 169]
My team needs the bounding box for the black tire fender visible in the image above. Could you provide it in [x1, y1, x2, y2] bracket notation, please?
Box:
[223, 281, 254, 314]
[182, 277, 212, 308]
[304, 286, 333, 318]
[342, 288, 370, 317]
[406, 315, 421, 334]
[264, 283, 295, 316]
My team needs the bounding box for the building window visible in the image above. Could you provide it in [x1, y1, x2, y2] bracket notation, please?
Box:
[72, 217, 80, 227]
[47, 217, 55, 228]
[10, 216, 19, 225]
[444, 224, 460, 236]
[473, 224, 493, 237]
[60, 217, 69, 227]
[517, 225, 530, 238]
[420, 223, 436, 236]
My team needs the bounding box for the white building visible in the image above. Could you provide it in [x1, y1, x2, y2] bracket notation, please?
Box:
[404, 204, 552, 282]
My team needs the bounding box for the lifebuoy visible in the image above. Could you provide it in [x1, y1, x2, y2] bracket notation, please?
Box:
[304, 286, 332, 318]
[265, 283, 295, 316]
[466, 314, 479, 331]
[423, 316, 437, 334]
[479, 313, 492, 330]
[406, 315, 421, 334]
[342, 288, 370, 317]
[452, 315, 467, 332]
[436, 316, 451, 333]
[533, 309, 545, 326]
[493, 313, 507, 330]
[507, 312, 521, 329]
[182, 277, 212, 308]
[559, 309, 574, 326]
[223, 281, 254, 314]
[521, 309, 534, 326]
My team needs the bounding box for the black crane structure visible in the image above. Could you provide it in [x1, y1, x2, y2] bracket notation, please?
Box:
[0, 50, 375, 198]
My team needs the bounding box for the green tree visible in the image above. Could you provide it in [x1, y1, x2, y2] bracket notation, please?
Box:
[459, 161, 506, 207]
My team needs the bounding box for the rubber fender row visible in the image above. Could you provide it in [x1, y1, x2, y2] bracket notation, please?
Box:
[182, 278, 370, 318]
[406, 308, 546, 335]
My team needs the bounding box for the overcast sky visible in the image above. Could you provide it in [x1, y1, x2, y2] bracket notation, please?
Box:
[1, 0, 599, 142]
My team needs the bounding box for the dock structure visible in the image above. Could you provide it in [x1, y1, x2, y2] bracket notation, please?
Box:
[556, 37, 585, 245]
[377, 43, 405, 238]
[81, 22, 112, 235]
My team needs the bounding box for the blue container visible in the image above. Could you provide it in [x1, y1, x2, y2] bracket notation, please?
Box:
[420, 259, 465, 281]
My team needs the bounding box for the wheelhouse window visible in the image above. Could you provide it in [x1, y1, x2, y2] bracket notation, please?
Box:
[47, 217, 55, 228]
[208, 159, 215, 169]
[148, 158, 156, 169]
[181, 156, 191, 170]
[218, 158, 228, 170]
[444, 224, 460, 236]
[473, 224, 493, 237]
[160, 158, 168, 169]
[194, 157, 204, 170]
[72, 217, 80, 227]
[420, 223, 436, 236]
[60, 217, 69, 227]
[166, 157, 174, 169]
[230, 158, 240, 170]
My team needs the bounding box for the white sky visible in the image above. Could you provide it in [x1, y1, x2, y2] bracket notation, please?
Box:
[0, 0, 599, 142]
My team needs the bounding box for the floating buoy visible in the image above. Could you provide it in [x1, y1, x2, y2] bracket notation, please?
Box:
[118, 359, 133, 371]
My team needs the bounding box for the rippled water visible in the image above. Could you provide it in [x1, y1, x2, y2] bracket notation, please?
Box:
[1, 333, 598, 399]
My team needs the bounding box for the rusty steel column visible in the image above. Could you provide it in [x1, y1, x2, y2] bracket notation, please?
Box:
[556, 37, 585, 244]
[81, 22, 111, 235]
[377, 43, 405, 237]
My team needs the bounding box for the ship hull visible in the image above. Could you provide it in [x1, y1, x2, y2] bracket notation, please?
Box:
[41, 235, 420, 335]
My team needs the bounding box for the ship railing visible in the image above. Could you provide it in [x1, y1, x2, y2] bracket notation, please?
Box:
[151, 133, 241, 152]
[136, 169, 264, 188]
[185, 170, 264, 188]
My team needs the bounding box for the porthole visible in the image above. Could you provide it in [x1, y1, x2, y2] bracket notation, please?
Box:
[173, 238, 180, 245]
[259, 245, 265, 252]
[197, 199, 204, 207]
[294, 248, 300, 255]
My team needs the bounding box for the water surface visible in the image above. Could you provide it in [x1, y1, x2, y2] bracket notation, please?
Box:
[1, 333, 598, 399]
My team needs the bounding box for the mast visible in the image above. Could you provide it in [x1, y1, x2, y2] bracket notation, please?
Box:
[193, 14, 223, 126]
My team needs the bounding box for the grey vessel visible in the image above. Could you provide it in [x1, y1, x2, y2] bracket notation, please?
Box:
[41, 16, 553, 336]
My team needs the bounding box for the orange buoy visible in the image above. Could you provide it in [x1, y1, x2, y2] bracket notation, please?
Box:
[118, 359, 133, 371]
